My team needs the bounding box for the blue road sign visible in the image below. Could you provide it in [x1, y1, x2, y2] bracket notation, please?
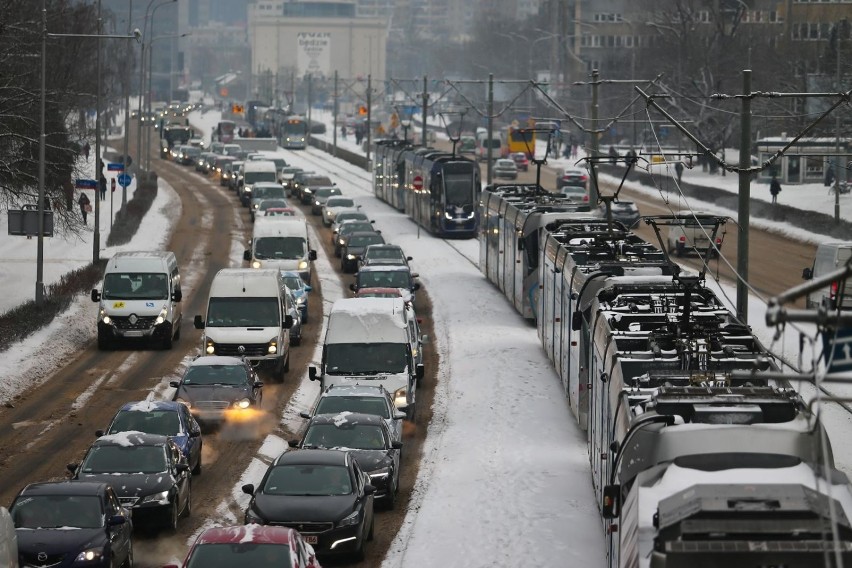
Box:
[117, 173, 132, 188]
[75, 178, 97, 189]
[823, 327, 852, 373]
[107, 162, 125, 172]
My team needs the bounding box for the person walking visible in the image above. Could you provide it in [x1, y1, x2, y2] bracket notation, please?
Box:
[99, 173, 107, 201]
[78, 192, 91, 224]
[770, 175, 782, 204]
[83, 141, 90, 161]
[675, 161, 684, 184]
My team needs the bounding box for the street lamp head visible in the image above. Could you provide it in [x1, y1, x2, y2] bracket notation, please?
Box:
[133, 28, 142, 43]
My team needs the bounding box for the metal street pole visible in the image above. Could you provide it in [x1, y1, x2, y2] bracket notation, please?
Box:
[366, 74, 371, 165]
[333, 70, 338, 157]
[486, 73, 494, 185]
[590, 68, 600, 203]
[145, 0, 176, 172]
[307, 73, 313, 148]
[122, 0, 132, 208]
[421, 75, 428, 147]
[835, 19, 847, 223]
[93, 0, 102, 263]
[736, 69, 752, 323]
[36, 0, 47, 305]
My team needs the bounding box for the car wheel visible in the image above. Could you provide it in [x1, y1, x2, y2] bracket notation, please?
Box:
[192, 447, 202, 476]
[283, 353, 290, 373]
[301, 311, 308, 325]
[165, 500, 179, 531]
[385, 475, 397, 510]
[161, 331, 173, 350]
[181, 483, 192, 518]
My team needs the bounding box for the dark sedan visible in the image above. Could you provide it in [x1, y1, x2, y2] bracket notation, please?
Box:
[243, 449, 375, 561]
[171, 355, 264, 426]
[69, 432, 192, 531]
[291, 413, 402, 508]
[341, 232, 386, 273]
[334, 221, 379, 257]
[600, 200, 641, 229]
[100, 400, 203, 475]
[10, 481, 133, 568]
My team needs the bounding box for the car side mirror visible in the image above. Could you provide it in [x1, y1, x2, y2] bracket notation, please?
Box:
[299, 411, 311, 419]
[243, 250, 251, 262]
[309, 250, 317, 261]
[288, 439, 300, 448]
[283, 314, 293, 329]
[305, 285, 313, 292]
[420, 334, 430, 344]
[349, 283, 357, 292]
[90, 289, 101, 302]
[95, 429, 104, 438]
[364, 484, 376, 495]
[602, 484, 621, 519]
[171, 289, 182, 302]
[241, 483, 255, 496]
[370, 220, 375, 224]
[802, 267, 813, 280]
[412, 283, 421, 291]
[194, 315, 205, 329]
[406, 256, 413, 261]
[176, 463, 190, 473]
[189, 430, 201, 438]
[169, 380, 180, 388]
[254, 381, 264, 388]
[66, 463, 78, 474]
[308, 366, 319, 381]
[392, 411, 406, 420]
[391, 441, 403, 449]
[416, 364, 424, 380]
[107, 515, 126, 527]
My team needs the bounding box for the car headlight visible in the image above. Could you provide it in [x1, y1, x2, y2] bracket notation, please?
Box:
[412, 346, 418, 357]
[155, 307, 168, 325]
[253, 203, 259, 209]
[99, 308, 111, 325]
[252, 260, 262, 268]
[314, 200, 321, 206]
[75, 548, 105, 563]
[339, 509, 361, 527]
[369, 467, 390, 480]
[205, 340, 215, 355]
[141, 490, 170, 505]
[393, 387, 407, 408]
[347, 254, 356, 260]
[444, 211, 453, 219]
[268, 340, 277, 354]
[234, 398, 251, 409]
[338, 238, 345, 246]
[298, 260, 308, 270]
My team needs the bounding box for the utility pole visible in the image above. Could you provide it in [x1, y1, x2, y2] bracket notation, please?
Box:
[333, 70, 338, 157]
[306, 73, 313, 147]
[486, 73, 494, 185]
[835, 19, 847, 223]
[36, 0, 47, 305]
[93, 0, 102, 263]
[421, 75, 428, 147]
[736, 70, 752, 323]
[366, 74, 372, 166]
[590, 68, 600, 202]
[122, 0, 132, 208]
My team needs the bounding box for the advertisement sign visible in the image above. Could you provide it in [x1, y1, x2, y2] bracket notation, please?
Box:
[297, 32, 331, 77]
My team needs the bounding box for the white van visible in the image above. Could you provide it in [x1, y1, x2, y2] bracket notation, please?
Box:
[0, 507, 17, 568]
[194, 268, 293, 378]
[802, 241, 852, 309]
[91, 251, 182, 350]
[244, 217, 317, 283]
[238, 160, 278, 206]
[308, 297, 424, 419]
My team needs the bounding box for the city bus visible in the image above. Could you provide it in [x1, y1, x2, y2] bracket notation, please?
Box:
[215, 120, 236, 143]
[503, 125, 535, 158]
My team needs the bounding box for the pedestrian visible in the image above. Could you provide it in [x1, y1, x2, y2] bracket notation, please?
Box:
[99, 174, 107, 201]
[770, 175, 782, 204]
[83, 141, 90, 161]
[825, 167, 835, 187]
[341, 125, 347, 139]
[675, 161, 684, 184]
[608, 145, 618, 164]
[78, 192, 91, 224]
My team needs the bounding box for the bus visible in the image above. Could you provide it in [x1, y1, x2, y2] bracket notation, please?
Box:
[215, 120, 236, 143]
[280, 116, 308, 150]
[503, 125, 535, 158]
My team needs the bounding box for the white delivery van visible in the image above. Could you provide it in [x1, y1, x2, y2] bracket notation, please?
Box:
[309, 297, 424, 419]
[194, 268, 293, 379]
[238, 160, 278, 206]
[802, 241, 852, 309]
[244, 217, 317, 283]
[91, 251, 182, 350]
[0, 507, 17, 568]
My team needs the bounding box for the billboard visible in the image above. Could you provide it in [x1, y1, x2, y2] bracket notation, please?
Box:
[297, 32, 331, 77]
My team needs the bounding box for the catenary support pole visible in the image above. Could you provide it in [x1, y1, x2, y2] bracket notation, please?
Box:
[36, 0, 47, 305]
[307, 73, 313, 148]
[421, 75, 428, 147]
[93, 0, 102, 263]
[122, 0, 132, 208]
[486, 73, 494, 185]
[366, 74, 372, 166]
[590, 68, 600, 203]
[333, 70, 338, 157]
[736, 69, 752, 323]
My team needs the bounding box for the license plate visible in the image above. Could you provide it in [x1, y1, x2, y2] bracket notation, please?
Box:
[304, 535, 318, 544]
[123, 331, 144, 337]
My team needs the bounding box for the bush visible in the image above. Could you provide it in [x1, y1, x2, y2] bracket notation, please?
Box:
[0, 260, 106, 353]
[107, 171, 159, 246]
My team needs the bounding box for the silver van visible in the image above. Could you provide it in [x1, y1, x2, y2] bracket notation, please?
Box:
[802, 241, 852, 309]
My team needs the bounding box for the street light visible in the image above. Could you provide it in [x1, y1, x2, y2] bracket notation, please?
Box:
[36, 0, 141, 303]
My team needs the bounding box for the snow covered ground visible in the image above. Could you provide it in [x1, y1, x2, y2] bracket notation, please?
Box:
[1, 106, 851, 566]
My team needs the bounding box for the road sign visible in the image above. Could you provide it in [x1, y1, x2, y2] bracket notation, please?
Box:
[117, 173, 132, 188]
[75, 178, 97, 190]
[107, 162, 125, 172]
[111, 178, 116, 192]
[412, 175, 423, 191]
[823, 327, 852, 373]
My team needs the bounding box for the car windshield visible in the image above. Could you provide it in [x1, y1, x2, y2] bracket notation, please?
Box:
[259, 199, 289, 210]
[12, 495, 103, 529]
[325, 342, 408, 374]
[348, 235, 384, 247]
[304, 177, 332, 186]
[254, 237, 307, 260]
[187, 543, 292, 568]
[183, 364, 247, 386]
[303, 423, 386, 450]
[81, 445, 167, 474]
[207, 297, 280, 327]
[283, 276, 303, 290]
[253, 187, 285, 200]
[108, 410, 180, 436]
[313, 188, 341, 199]
[103, 273, 169, 300]
[245, 172, 277, 185]
[444, 173, 472, 206]
[358, 271, 410, 289]
[315, 396, 390, 419]
[340, 223, 373, 236]
[327, 198, 354, 208]
[263, 465, 351, 496]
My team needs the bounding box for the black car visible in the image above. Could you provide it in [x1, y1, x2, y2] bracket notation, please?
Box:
[291, 413, 402, 508]
[100, 400, 203, 476]
[358, 244, 412, 270]
[10, 481, 133, 568]
[341, 232, 386, 273]
[69, 432, 192, 530]
[243, 449, 375, 560]
[334, 221, 379, 257]
[600, 200, 641, 229]
[170, 355, 264, 426]
[309, 187, 343, 214]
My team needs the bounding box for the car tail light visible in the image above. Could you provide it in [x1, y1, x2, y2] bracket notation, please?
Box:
[715, 238, 722, 245]
[679, 236, 686, 242]
[583, 195, 589, 202]
[831, 281, 838, 299]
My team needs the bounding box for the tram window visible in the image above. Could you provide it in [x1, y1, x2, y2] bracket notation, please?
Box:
[444, 174, 471, 205]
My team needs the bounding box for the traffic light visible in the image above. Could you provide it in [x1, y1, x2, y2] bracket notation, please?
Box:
[358, 105, 367, 115]
[231, 103, 244, 114]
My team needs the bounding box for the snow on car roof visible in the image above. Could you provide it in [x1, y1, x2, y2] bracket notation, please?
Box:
[189, 355, 245, 367]
[96, 431, 168, 446]
[123, 400, 182, 412]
